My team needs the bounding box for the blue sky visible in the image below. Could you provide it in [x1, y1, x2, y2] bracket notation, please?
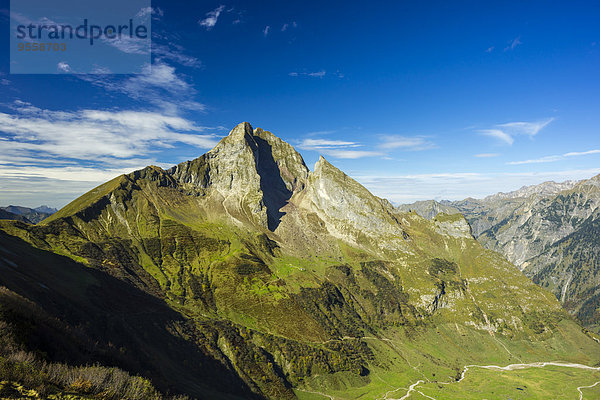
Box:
[0, 0, 599, 207]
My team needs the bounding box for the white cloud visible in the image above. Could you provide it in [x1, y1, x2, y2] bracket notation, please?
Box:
[353, 169, 600, 205]
[485, 46, 494, 53]
[298, 137, 382, 159]
[0, 165, 134, 183]
[199, 5, 225, 30]
[263, 26, 271, 36]
[102, 34, 150, 55]
[0, 101, 219, 163]
[480, 118, 554, 145]
[136, 6, 163, 18]
[474, 153, 500, 158]
[307, 70, 325, 78]
[480, 129, 514, 145]
[79, 62, 205, 114]
[505, 36, 522, 51]
[563, 149, 600, 157]
[288, 70, 331, 78]
[320, 149, 383, 159]
[0, 101, 223, 207]
[378, 135, 435, 151]
[498, 119, 554, 137]
[508, 149, 600, 165]
[300, 139, 358, 147]
[57, 62, 71, 73]
[153, 42, 202, 68]
[298, 132, 435, 159]
[281, 22, 297, 32]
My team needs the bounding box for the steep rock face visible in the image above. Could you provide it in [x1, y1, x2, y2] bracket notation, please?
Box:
[432, 213, 473, 239]
[433, 176, 600, 268]
[396, 200, 460, 220]
[484, 180, 578, 201]
[168, 122, 309, 231]
[476, 176, 600, 267]
[525, 207, 600, 330]
[292, 156, 409, 253]
[1, 123, 599, 399]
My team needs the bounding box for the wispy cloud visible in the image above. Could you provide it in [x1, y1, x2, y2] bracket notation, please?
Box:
[199, 5, 225, 30]
[263, 25, 271, 36]
[151, 29, 202, 68]
[136, 6, 163, 18]
[474, 153, 500, 158]
[80, 62, 205, 114]
[153, 43, 202, 68]
[508, 149, 600, 165]
[479, 118, 554, 145]
[353, 169, 600, 204]
[289, 70, 342, 78]
[300, 139, 359, 147]
[57, 62, 71, 73]
[0, 101, 219, 165]
[504, 36, 522, 51]
[480, 129, 514, 145]
[281, 21, 297, 31]
[297, 138, 382, 159]
[378, 135, 436, 151]
[297, 132, 435, 159]
[0, 100, 225, 207]
[485, 46, 495, 53]
[499, 119, 553, 136]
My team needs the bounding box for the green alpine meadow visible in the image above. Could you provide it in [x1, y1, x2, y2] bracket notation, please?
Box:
[1, 122, 600, 399]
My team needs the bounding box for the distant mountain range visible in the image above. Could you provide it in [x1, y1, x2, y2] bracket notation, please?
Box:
[401, 176, 600, 332]
[0, 205, 57, 224]
[0, 123, 598, 399]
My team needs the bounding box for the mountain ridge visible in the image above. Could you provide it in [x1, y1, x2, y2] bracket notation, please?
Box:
[400, 173, 600, 332]
[1, 122, 599, 399]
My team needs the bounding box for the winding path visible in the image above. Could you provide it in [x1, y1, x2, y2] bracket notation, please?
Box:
[388, 361, 600, 400]
[577, 380, 600, 400]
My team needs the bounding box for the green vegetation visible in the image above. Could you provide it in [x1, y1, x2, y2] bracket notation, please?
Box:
[416, 365, 600, 399]
[1, 124, 599, 399]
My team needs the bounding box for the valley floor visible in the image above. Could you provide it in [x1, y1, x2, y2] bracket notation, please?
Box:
[296, 362, 600, 400]
[292, 322, 600, 400]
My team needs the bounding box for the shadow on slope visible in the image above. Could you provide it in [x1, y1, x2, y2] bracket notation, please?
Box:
[0, 231, 260, 400]
[254, 136, 293, 231]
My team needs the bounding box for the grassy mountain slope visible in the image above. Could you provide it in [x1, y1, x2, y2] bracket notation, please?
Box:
[1, 123, 599, 399]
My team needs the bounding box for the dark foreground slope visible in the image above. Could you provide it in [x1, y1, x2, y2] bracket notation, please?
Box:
[1, 123, 599, 399]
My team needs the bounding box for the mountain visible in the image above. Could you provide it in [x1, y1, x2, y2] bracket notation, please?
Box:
[397, 199, 460, 220]
[1, 122, 599, 399]
[0, 208, 30, 223]
[405, 177, 600, 332]
[482, 180, 579, 201]
[0, 205, 57, 224]
[34, 205, 59, 214]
